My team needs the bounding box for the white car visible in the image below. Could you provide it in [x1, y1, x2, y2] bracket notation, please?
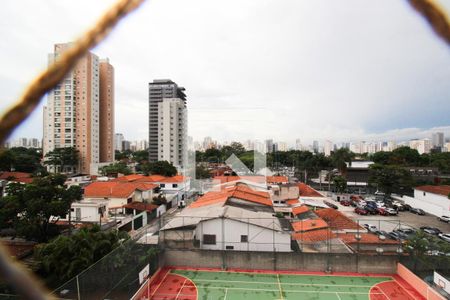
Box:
[438, 233, 450, 243]
[438, 216, 450, 223]
[386, 208, 398, 215]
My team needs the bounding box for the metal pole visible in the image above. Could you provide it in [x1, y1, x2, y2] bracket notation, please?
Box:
[76, 275, 81, 300]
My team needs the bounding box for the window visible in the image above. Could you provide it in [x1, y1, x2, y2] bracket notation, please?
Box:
[241, 235, 248, 243]
[160, 184, 165, 188]
[173, 184, 178, 188]
[226, 245, 234, 250]
[203, 234, 216, 245]
[423, 192, 426, 196]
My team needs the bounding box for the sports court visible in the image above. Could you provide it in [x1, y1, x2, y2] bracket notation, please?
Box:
[134, 267, 425, 300]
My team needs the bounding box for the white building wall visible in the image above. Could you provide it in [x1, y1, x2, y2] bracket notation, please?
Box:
[399, 191, 450, 217]
[195, 218, 291, 252]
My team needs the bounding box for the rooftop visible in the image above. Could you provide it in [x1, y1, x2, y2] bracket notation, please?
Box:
[291, 219, 328, 232]
[292, 205, 309, 216]
[84, 182, 158, 198]
[298, 183, 323, 197]
[291, 228, 336, 242]
[315, 208, 362, 231]
[415, 185, 450, 197]
[123, 202, 158, 212]
[0, 171, 33, 184]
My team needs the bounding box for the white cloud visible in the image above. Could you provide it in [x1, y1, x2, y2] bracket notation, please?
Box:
[1, 0, 449, 144]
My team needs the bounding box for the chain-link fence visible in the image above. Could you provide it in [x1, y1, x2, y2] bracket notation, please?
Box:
[51, 228, 160, 300]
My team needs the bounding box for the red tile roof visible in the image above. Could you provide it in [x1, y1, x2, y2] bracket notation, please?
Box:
[123, 202, 158, 212]
[292, 205, 309, 216]
[266, 176, 289, 184]
[189, 185, 272, 208]
[292, 228, 336, 242]
[159, 175, 187, 183]
[213, 175, 266, 184]
[298, 183, 323, 197]
[315, 208, 362, 230]
[286, 199, 300, 206]
[415, 185, 450, 197]
[340, 233, 398, 245]
[0, 172, 33, 183]
[134, 175, 167, 182]
[189, 191, 229, 208]
[111, 174, 145, 182]
[291, 219, 328, 232]
[227, 185, 272, 206]
[84, 182, 157, 198]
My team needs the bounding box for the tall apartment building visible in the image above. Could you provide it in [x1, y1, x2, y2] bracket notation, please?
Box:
[114, 133, 124, 151]
[158, 98, 187, 168]
[99, 59, 115, 163]
[432, 132, 444, 149]
[148, 79, 187, 169]
[43, 43, 114, 174]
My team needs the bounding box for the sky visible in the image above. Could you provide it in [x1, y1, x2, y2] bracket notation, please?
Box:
[1, 0, 450, 146]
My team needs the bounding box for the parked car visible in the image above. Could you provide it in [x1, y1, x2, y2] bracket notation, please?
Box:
[377, 207, 388, 216]
[355, 207, 368, 215]
[375, 230, 389, 237]
[403, 204, 412, 211]
[340, 200, 352, 206]
[324, 201, 338, 209]
[410, 208, 425, 215]
[438, 233, 450, 243]
[367, 225, 378, 233]
[385, 208, 398, 215]
[388, 231, 407, 241]
[438, 216, 450, 223]
[364, 206, 378, 215]
[396, 228, 415, 235]
[420, 226, 441, 235]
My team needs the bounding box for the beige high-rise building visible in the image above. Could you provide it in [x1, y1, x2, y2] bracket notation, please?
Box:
[43, 43, 114, 174]
[99, 59, 115, 163]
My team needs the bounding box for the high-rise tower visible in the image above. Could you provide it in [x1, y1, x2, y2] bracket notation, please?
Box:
[43, 43, 114, 174]
[148, 79, 187, 169]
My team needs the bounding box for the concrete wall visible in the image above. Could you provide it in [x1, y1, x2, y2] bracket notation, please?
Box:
[401, 194, 449, 217]
[195, 218, 291, 252]
[163, 249, 399, 274]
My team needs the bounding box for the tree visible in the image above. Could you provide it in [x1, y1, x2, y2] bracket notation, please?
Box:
[35, 225, 129, 284]
[0, 147, 44, 174]
[333, 175, 347, 193]
[390, 146, 421, 166]
[196, 165, 211, 179]
[99, 162, 132, 176]
[369, 164, 413, 195]
[330, 148, 354, 176]
[132, 150, 149, 164]
[140, 161, 177, 177]
[0, 174, 82, 242]
[44, 147, 79, 173]
[404, 231, 429, 271]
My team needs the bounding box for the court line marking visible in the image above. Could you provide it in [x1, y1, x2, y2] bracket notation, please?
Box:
[192, 286, 384, 295]
[183, 278, 377, 288]
[335, 292, 342, 300]
[170, 268, 393, 278]
[277, 274, 284, 300]
[149, 269, 170, 299]
[378, 286, 391, 300]
[224, 288, 228, 300]
[175, 279, 187, 300]
[166, 272, 199, 300]
[393, 277, 421, 300]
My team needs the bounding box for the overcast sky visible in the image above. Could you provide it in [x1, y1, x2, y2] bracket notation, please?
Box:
[1, 0, 449, 146]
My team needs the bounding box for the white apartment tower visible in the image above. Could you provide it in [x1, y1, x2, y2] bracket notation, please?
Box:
[157, 98, 187, 169]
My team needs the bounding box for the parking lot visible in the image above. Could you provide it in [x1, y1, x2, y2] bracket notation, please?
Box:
[334, 199, 450, 234]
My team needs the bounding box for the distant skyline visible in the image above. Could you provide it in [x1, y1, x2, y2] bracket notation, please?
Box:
[1, 0, 450, 144]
